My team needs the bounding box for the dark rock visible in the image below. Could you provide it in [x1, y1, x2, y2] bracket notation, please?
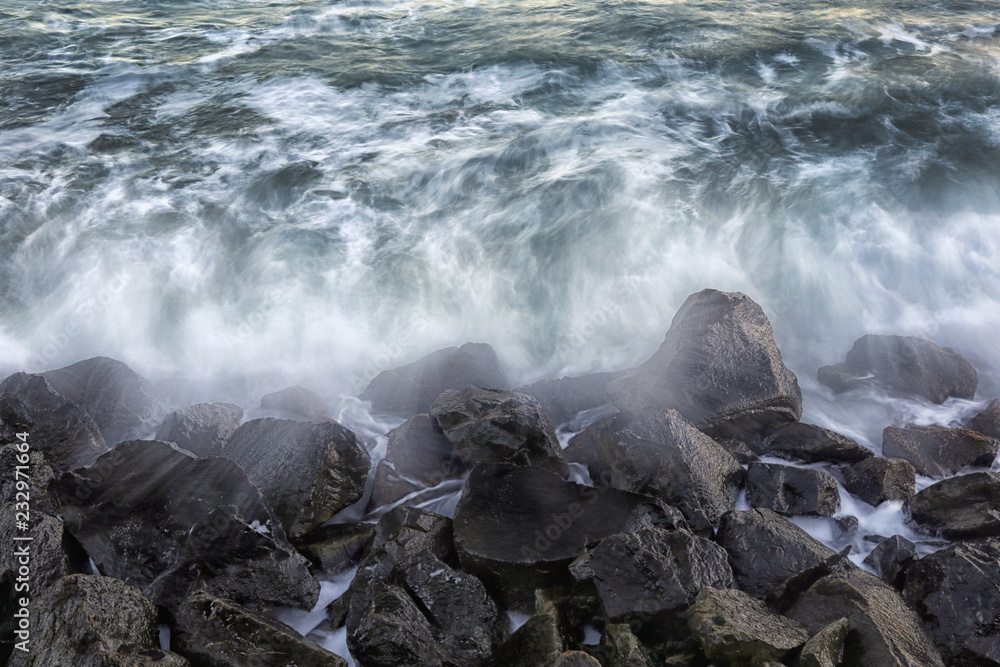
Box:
[260, 386, 327, 418]
[453, 463, 687, 610]
[554, 651, 602, 667]
[882, 425, 999, 477]
[570, 527, 733, 631]
[173, 590, 346, 666]
[431, 387, 568, 475]
[606, 289, 802, 438]
[564, 412, 632, 471]
[7, 574, 189, 667]
[833, 516, 859, 543]
[715, 508, 837, 600]
[479, 600, 564, 667]
[0, 373, 106, 470]
[902, 538, 1000, 665]
[746, 462, 840, 517]
[797, 618, 850, 667]
[42, 356, 161, 445]
[713, 437, 758, 464]
[361, 342, 510, 414]
[517, 371, 625, 425]
[600, 623, 658, 667]
[863, 535, 918, 589]
[154, 402, 242, 457]
[841, 457, 916, 507]
[904, 471, 1000, 538]
[760, 422, 873, 463]
[687, 587, 810, 664]
[818, 334, 978, 404]
[971, 399, 1000, 440]
[224, 418, 370, 538]
[591, 409, 744, 534]
[54, 440, 318, 611]
[0, 506, 87, 594]
[292, 523, 374, 574]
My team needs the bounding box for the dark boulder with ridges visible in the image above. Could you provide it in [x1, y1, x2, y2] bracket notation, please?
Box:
[841, 457, 916, 507]
[882, 425, 999, 477]
[746, 462, 840, 517]
[904, 471, 1000, 538]
[154, 402, 242, 457]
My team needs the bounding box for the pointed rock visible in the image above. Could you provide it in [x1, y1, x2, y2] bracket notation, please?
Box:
[797, 618, 850, 667]
[479, 601, 565, 667]
[154, 402, 242, 457]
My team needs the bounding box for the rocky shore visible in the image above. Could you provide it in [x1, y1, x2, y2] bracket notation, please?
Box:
[2, 288, 999, 666]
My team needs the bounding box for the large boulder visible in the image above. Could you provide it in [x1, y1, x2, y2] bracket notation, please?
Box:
[904, 471, 1000, 538]
[154, 402, 242, 457]
[361, 342, 510, 414]
[516, 371, 625, 426]
[841, 457, 916, 507]
[902, 538, 1000, 665]
[758, 422, 873, 464]
[0, 373, 106, 470]
[8, 574, 189, 667]
[452, 463, 687, 610]
[42, 356, 161, 445]
[260, 386, 327, 419]
[431, 387, 567, 475]
[224, 418, 371, 538]
[818, 335, 978, 404]
[605, 289, 802, 439]
[882, 425, 999, 477]
[54, 440, 318, 611]
[971, 399, 1000, 440]
[173, 591, 347, 666]
[786, 568, 944, 667]
[746, 462, 840, 517]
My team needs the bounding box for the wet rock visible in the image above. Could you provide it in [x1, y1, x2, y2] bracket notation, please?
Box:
[453, 463, 687, 610]
[570, 527, 733, 631]
[8, 574, 189, 667]
[797, 618, 850, 667]
[517, 371, 625, 426]
[154, 402, 242, 457]
[746, 462, 840, 517]
[0, 506, 87, 594]
[760, 422, 873, 463]
[431, 387, 568, 475]
[832, 516, 859, 543]
[687, 587, 810, 664]
[715, 509, 837, 600]
[0, 373, 106, 470]
[786, 568, 944, 667]
[606, 289, 802, 439]
[173, 590, 346, 666]
[841, 457, 916, 507]
[714, 437, 758, 464]
[882, 425, 999, 477]
[971, 399, 1000, 440]
[863, 535, 918, 589]
[361, 342, 510, 415]
[554, 651, 602, 667]
[904, 471, 1000, 538]
[42, 356, 161, 445]
[292, 523, 374, 574]
[818, 334, 977, 404]
[54, 440, 318, 611]
[479, 600, 564, 667]
[224, 418, 370, 538]
[600, 623, 658, 667]
[591, 408, 744, 534]
[564, 412, 632, 471]
[902, 538, 1000, 665]
[260, 386, 327, 419]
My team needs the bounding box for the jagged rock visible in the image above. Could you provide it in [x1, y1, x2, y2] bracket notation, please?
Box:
[8, 574, 189, 667]
[479, 601, 564, 667]
[0, 506, 87, 594]
[292, 523, 374, 574]
[971, 399, 1000, 440]
[54, 440, 318, 611]
[714, 437, 758, 464]
[786, 568, 944, 667]
[882, 425, 999, 477]
[154, 402, 242, 457]
[600, 623, 658, 667]
[863, 535, 918, 589]
[0, 373, 106, 470]
[224, 418, 370, 538]
[431, 387, 568, 475]
[350, 583, 444, 666]
[841, 457, 916, 507]
[361, 342, 510, 414]
[517, 372, 625, 426]
[902, 538, 1000, 665]
[687, 587, 810, 664]
[715, 509, 837, 600]
[570, 527, 733, 631]
[564, 412, 632, 472]
[260, 386, 327, 418]
[42, 356, 161, 445]
[589, 409, 743, 535]
[818, 334, 978, 404]
[453, 463, 687, 610]
[554, 651, 602, 667]
[173, 591, 346, 666]
[606, 289, 802, 438]
[797, 618, 850, 667]
[904, 471, 1000, 538]
[747, 462, 840, 517]
[760, 422, 873, 463]
[832, 516, 859, 544]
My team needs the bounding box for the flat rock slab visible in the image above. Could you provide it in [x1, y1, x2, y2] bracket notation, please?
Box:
[606, 289, 802, 439]
[904, 471, 1000, 538]
[841, 457, 916, 507]
[224, 418, 370, 538]
[760, 422, 873, 464]
[747, 462, 840, 517]
[818, 334, 977, 404]
[260, 386, 327, 418]
[882, 425, 999, 477]
[154, 402, 242, 457]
